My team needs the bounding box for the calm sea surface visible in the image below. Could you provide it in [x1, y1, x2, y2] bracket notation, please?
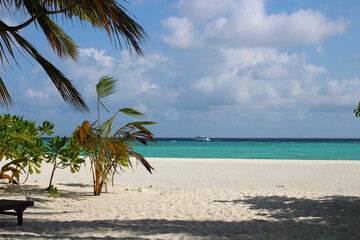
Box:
[132, 138, 360, 160]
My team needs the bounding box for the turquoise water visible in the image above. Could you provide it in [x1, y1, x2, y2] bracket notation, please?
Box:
[133, 139, 360, 160]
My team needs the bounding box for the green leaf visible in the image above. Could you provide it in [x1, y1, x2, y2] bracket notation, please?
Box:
[119, 108, 145, 118]
[7, 30, 89, 112]
[96, 76, 117, 100]
[34, 167, 41, 174]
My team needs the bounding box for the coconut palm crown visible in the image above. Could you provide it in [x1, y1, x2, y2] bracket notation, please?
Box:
[0, 0, 148, 112]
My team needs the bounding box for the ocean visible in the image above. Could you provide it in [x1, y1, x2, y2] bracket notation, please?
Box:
[133, 138, 360, 160]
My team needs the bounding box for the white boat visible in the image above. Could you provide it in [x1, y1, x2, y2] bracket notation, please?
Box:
[194, 136, 210, 141]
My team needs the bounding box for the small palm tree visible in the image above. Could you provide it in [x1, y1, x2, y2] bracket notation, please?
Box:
[75, 76, 156, 195]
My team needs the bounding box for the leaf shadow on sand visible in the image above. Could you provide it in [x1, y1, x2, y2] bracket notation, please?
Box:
[214, 195, 360, 223]
[1, 195, 360, 239]
[57, 183, 92, 188]
[0, 184, 93, 202]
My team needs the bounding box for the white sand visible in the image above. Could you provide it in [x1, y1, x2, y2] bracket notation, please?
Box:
[1, 158, 360, 239]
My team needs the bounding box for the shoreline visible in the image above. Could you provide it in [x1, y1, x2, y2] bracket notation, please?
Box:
[1, 158, 360, 239]
[145, 157, 360, 163]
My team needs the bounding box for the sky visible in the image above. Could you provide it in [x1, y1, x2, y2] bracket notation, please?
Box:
[2, 0, 360, 138]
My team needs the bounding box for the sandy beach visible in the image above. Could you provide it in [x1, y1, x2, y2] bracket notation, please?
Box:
[1, 158, 360, 239]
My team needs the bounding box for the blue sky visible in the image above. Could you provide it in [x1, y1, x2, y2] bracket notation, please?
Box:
[2, 0, 360, 138]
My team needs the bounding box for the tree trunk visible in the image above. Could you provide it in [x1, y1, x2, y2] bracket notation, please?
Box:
[46, 162, 57, 191]
[94, 167, 102, 195]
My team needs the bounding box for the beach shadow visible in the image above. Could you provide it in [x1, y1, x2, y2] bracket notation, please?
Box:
[214, 195, 360, 226]
[0, 183, 94, 200]
[0, 218, 359, 239]
[0, 184, 53, 204]
[57, 183, 92, 188]
[1, 195, 359, 239]
[0, 198, 359, 240]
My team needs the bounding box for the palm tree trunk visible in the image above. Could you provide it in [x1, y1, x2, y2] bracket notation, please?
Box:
[95, 166, 100, 195]
[94, 95, 102, 196]
[97, 95, 101, 128]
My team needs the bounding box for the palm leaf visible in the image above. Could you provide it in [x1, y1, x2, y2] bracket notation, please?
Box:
[119, 108, 145, 118]
[128, 151, 154, 174]
[0, 0, 149, 112]
[101, 107, 146, 134]
[57, 0, 149, 56]
[0, 76, 13, 109]
[96, 75, 117, 100]
[0, 21, 17, 67]
[36, 14, 79, 61]
[8, 30, 89, 112]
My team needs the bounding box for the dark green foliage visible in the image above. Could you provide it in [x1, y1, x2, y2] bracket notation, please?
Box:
[354, 102, 360, 117]
[0, 114, 84, 186]
[0, 114, 55, 183]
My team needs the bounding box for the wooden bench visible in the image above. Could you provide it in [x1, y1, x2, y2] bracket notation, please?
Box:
[0, 200, 34, 226]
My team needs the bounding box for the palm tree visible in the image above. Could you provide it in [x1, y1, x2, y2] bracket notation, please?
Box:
[0, 0, 148, 112]
[75, 75, 156, 195]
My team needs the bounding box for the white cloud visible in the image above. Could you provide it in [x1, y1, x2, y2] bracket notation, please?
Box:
[26, 89, 49, 101]
[186, 47, 356, 113]
[65, 48, 173, 112]
[79, 48, 115, 69]
[176, 0, 235, 23]
[12, 71, 64, 109]
[162, 17, 198, 49]
[193, 77, 215, 92]
[163, 0, 349, 49]
[4, 0, 358, 138]
[9, 48, 172, 115]
[10, 45, 358, 127]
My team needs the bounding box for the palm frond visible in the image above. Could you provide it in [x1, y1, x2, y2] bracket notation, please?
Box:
[8, 30, 89, 112]
[112, 121, 156, 140]
[110, 141, 129, 158]
[101, 108, 145, 134]
[36, 14, 79, 61]
[0, 0, 149, 111]
[119, 108, 146, 118]
[0, 76, 13, 109]
[128, 151, 154, 174]
[66, 0, 149, 56]
[132, 130, 157, 143]
[96, 75, 117, 100]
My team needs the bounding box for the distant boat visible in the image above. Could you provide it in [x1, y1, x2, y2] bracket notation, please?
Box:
[194, 136, 210, 141]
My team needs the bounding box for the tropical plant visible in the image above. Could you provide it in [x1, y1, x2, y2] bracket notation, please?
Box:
[354, 102, 360, 117]
[44, 135, 84, 190]
[0, 114, 55, 183]
[0, 135, 33, 184]
[0, 0, 148, 111]
[48, 185, 59, 201]
[75, 75, 157, 195]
